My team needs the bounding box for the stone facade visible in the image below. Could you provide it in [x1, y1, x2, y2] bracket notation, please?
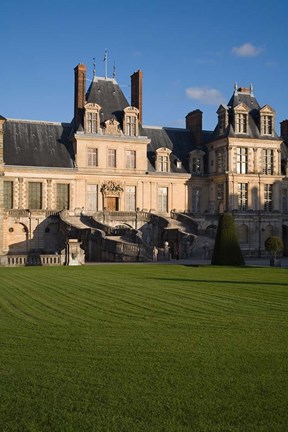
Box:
[1, 65, 288, 264]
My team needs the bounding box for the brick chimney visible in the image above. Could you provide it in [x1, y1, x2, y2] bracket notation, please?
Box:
[74, 63, 86, 130]
[280, 119, 288, 143]
[131, 70, 143, 124]
[186, 109, 203, 145]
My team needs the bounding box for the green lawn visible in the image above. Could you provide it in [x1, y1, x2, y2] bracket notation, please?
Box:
[0, 264, 287, 432]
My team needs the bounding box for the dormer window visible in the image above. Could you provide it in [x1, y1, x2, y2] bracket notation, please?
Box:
[84, 103, 101, 134]
[156, 147, 172, 172]
[260, 105, 275, 136]
[124, 106, 139, 137]
[176, 160, 182, 169]
[234, 103, 249, 134]
[189, 150, 205, 175]
[217, 105, 228, 135]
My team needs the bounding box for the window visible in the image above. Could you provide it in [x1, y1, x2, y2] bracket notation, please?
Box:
[216, 151, 225, 173]
[86, 112, 98, 133]
[108, 149, 116, 167]
[156, 148, 171, 172]
[4, 181, 13, 209]
[238, 183, 248, 211]
[56, 184, 70, 210]
[86, 184, 98, 211]
[125, 186, 136, 211]
[28, 182, 42, 209]
[87, 148, 98, 166]
[263, 149, 273, 175]
[158, 187, 168, 212]
[124, 107, 139, 136]
[235, 113, 248, 134]
[236, 147, 248, 174]
[126, 115, 137, 136]
[264, 184, 273, 211]
[189, 150, 204, 175]
[126, 150, 136, 169]
[159, 155, 169, 172]
[260, 107, 275, 136]
[192, 189, 201, 213]
[192, 157, 201, 174]
[262, 115, 273, 135]
[217, 184, 224, 203]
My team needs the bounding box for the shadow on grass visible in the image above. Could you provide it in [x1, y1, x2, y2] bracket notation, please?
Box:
[147, 277, 288, 287]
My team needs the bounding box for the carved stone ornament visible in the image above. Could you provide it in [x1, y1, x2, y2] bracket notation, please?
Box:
[103, 119, 122, 136]
[100, 180, 124, 196]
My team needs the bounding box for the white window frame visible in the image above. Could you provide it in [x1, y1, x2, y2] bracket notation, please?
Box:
[86, 184, 98, 211]
[87, 148, 98, 167]
[236, 147, 248, 174]
[158, 187, 168, 212]
[238, 183, 248, 211]
[108, 149, 116, 168]
[126, 150, 136, 169]
[125, 186, 136, 211]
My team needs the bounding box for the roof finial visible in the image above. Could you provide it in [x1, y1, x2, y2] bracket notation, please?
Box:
[113, 61, 116, 79]
[93, 57, 96, 78]
[103, 49, 108, 79]
[250, 83, 254, 95]
[234, 82, 238, 95]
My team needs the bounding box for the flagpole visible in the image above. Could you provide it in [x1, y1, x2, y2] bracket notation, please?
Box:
[104, 49, 108, 79]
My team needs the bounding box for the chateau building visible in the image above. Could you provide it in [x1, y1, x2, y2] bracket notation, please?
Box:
[1, 63, 288, 264]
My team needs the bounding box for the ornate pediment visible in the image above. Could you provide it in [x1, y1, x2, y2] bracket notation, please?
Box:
[100, 180, 124, 196]
[234, 102, 249, 113]
[124, 106, 139, 115]
[84, 102, 101, 111]
[260, 105, 275, 114]
[103, 119, 122, 136]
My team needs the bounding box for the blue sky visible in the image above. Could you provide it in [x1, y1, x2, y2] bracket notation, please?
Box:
[1, 0, 288, 133]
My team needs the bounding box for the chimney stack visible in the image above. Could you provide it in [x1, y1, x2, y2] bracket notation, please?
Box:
[131, 70, 143, 124]
[186, 109, 203, 145]
[280, 119, 288, 143]
[74, 63, 86, 130]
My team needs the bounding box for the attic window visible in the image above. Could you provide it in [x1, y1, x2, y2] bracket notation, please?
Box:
[189, 150, 205, 175]
[235, 113, 248, 134]
[156, 147, 172, 172]
[124, 106, 139, 137]
[262, 115, 273, 135]
[176, 160, 182, 169]
[84, 103, 101, 134]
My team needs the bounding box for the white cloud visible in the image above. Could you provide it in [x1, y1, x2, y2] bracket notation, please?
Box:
[232, 43, 264, 57]
[186, 87, 225, 105]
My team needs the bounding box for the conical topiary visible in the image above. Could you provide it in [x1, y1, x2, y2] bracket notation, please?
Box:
[211, 212, 245, 266]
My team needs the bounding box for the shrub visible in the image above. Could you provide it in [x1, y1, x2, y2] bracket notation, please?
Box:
[211, 213, 245, 266]
[264, 236, 283, 260]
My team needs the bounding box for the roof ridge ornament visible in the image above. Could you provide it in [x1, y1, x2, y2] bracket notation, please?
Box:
[250, 83, 254, 96]
[113, 61, 116, 79]
[93, 57, 96, 78]
[234, 82, 238, 95]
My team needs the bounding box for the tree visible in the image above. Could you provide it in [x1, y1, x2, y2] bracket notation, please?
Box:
[211, 213, 245, 266]
[264, 236, 283, 262]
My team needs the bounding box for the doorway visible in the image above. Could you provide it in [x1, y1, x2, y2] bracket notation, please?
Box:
[106, 197, 119, 211]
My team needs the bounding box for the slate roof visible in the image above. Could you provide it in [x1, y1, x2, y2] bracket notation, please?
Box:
[86, 77, 129, 125]
[142, 126, 212, 173]
[3, 120, 75, 167]
[211, 88, 281, 141]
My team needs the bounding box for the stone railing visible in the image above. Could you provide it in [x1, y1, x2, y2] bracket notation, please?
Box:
[0, 254, 64, 267]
